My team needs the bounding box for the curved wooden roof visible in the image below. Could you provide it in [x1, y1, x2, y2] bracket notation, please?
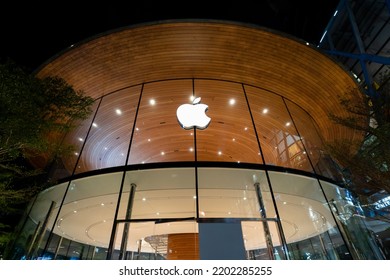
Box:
[35, 20, 364, 172]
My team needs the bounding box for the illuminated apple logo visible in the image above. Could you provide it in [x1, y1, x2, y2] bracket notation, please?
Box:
[176, 97, 211, 130]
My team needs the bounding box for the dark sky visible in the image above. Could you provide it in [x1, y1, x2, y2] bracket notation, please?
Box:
[1, 0, 339, 72]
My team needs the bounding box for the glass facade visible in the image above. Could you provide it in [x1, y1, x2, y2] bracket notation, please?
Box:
[7, 78, 384, 260]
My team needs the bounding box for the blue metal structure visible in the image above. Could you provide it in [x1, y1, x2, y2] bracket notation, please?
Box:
[318, 0, 390, 98]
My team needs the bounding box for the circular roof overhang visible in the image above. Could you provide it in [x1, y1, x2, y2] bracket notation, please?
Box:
[36, 20, 364, 154]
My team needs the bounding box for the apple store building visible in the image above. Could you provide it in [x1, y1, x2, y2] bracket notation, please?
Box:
[8, 20, 384, 260]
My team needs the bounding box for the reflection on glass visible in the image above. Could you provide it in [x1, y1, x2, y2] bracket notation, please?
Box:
[284, 99, 344, 180]
[243, 221, 286, 260]
[321, 180, 385, 259]
[16, 182, 69, 260]
[268, 171, 349, 259]
[245, 85, 313, 172]
[52, 101, 99, 180]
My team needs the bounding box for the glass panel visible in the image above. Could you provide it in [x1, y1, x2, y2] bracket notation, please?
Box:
[7, 215, 39, 260]
[51, 100, 100, 180]
[42, 234, 61, 260]
[112, 221, 198, 260]
[75, 86, 140, 173]
[83, 244, 96, 260]
[92, 246, 108, 260]
[55, 237, 70, 260]
[67, 240, 86, 260]
[198, 168, 275, 219]
[243, 220, 286, 260]
[284, 99, 343, 180]
[321, 180, 385, 259]
[195, 80, 263, 163]
[129, 80, 195, 164]
[50, 238, 91, 260]
[245, 86, 313, 172]
[18, 182, 68, 259]
[268, 171, 345, 259]
[43, 172, 123, 258]
[118, 168, 197, 220]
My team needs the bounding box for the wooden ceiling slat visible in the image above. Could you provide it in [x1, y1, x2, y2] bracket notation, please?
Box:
[36, 21, 365, 173]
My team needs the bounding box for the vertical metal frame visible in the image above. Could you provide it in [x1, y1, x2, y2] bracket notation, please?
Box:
[118, 183, 137, 259]
[193, 79, 200, 221]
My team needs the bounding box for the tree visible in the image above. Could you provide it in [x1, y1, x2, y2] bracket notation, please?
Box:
[0, 60, 94, 164]
[0, 59, 95, 253]
[326, 73, 390, 196]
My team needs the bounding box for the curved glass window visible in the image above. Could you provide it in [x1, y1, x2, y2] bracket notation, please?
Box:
[8, 79, 383, 260]
[129, 80, 195, 164]
[10, 165, 381, 260]
[195, 80, 262, 163]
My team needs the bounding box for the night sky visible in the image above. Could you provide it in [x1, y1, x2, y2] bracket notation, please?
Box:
[0, 0, 339, 72]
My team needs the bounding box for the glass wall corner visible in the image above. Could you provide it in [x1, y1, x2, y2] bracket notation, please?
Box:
[321, 180, 386, 259]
